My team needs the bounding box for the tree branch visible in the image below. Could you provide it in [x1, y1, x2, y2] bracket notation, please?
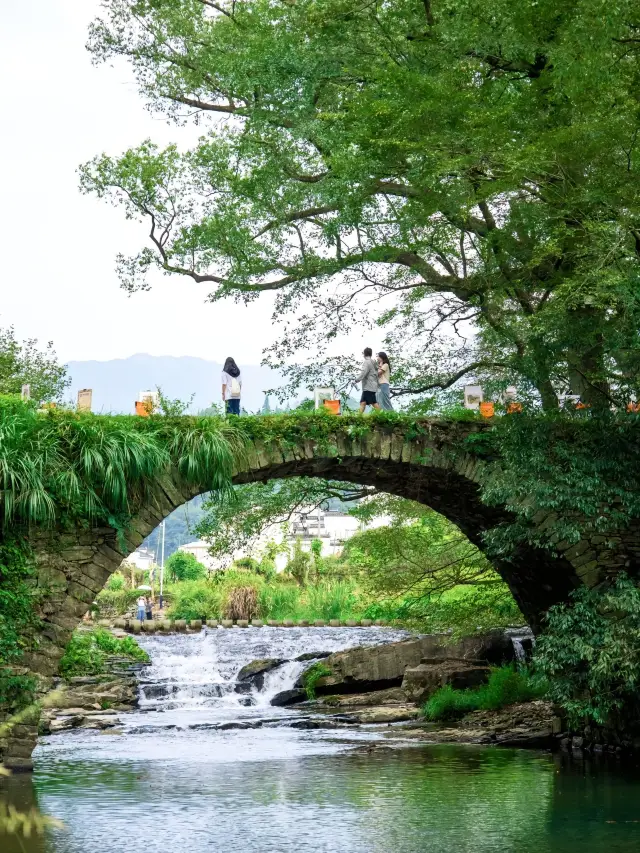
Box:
[392, 360, 510, 396]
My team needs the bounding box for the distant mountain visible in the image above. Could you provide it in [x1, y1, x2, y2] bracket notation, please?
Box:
[66, 353, 281, 415]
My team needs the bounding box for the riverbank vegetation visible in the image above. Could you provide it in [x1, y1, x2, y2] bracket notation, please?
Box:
[59, 628, 149, 678]
[423, 666, 546, 722]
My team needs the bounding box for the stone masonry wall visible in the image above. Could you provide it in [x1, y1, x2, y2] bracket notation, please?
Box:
[2, 420, 640, 769]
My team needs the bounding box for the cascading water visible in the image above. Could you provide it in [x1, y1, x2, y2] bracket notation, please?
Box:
[505, 627, 535, 662]
[132, 625, 410, 729]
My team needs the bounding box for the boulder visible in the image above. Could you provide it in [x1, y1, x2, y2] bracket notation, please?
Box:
[174, 620, 187, 631]
[236, 658, 286, 691]
[313, 687, 407, 708]
[250, 620, 263, 628]
[355, 706, 420, 724]
[295, 651, 331, 662]
[270, 689, 306, 707]
[206, 620, 218, 628]
[49, 715, 85, 732]
[236, 619, 249, 628]
[401, 659, 491, 704]
[221, 619, 233, 628]
[309, 632, 514, 696]
[190, 620, 203, 631]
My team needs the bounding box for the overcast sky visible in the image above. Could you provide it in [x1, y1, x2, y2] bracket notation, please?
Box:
[0, 0, 281, 364]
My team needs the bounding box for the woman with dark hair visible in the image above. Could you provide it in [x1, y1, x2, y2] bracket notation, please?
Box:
[377, 352, 393, 410]
[222, 357, 242, 415]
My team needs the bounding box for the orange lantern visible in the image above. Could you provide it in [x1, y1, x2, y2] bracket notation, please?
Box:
[507, 402, 523, 414]
[323, 399, 341, 415]
[135, 401, 151, 417]
[479, 402, 495, 418]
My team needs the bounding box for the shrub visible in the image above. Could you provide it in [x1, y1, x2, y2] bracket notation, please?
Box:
[423, 666, 545, 722]
[95, 587, 140, 616]
[533, 574, 640, 729]
[423, 684, 477, 721]
[59, 628, 149, 678]
[105, 572, 125, 591]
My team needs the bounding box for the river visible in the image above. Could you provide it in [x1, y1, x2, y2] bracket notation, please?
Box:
[2, 627, 640, 852]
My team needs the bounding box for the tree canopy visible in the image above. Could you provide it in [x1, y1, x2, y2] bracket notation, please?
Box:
[0, 326, 69, 403]
[81, 0, 640, 408]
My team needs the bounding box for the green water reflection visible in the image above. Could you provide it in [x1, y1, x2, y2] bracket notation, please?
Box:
[2, 746, 640, 853]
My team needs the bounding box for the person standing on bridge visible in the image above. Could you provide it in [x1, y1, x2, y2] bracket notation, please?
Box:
[376, 352, 393, 410]
[358, 347, 381, 413]
[136, 596, 146, 623]
[222, 357, 242, 416]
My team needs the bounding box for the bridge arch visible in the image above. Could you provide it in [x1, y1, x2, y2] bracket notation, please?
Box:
[2, 415, 637, 770]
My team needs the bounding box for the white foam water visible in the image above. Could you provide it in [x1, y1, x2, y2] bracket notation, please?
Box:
[135, 626, 410, 717]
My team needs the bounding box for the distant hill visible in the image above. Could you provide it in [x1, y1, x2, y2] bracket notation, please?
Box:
[66, 353, 281, 415]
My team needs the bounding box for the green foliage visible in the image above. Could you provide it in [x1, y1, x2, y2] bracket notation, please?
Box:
[419, 586, 525, 637]
[0, 397, 240, 528]
[82, 0, 640, 412]
[105, 572, 125, 591]
[95, 586, 140, 617]
[533, 575, 640, 729]
[165, 570, 366, 624]
[423, 666, 545, 722]
[0, 537, 39, 708]
[165, 551, 207, 582]
[0, 325, 69, 403]
[302, 663, 333, 700]
[59, 628, 149, 678]
[287, 538, 311, 586]
[483, 413, 640, 555]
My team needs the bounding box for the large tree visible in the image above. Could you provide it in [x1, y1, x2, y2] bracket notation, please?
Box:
[81, 0, 640, 408]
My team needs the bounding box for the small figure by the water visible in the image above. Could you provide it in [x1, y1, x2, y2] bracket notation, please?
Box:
[358, 347, 381, 413]
[136, 596, 146, 623]
[222, 356, 242, 416]
[145, 596, 153, 621]
[377, 352, 393, 411]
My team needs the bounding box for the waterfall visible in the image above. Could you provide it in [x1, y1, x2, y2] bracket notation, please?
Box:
[134, 626, 410, 719]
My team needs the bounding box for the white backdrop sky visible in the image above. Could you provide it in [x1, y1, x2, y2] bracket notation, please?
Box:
[0, 0, 287, 365]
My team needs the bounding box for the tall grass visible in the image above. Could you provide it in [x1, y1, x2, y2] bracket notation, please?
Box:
[162, 573, 367, 623]
[0, 397, 243, 527]
[423, 666, 547, 722]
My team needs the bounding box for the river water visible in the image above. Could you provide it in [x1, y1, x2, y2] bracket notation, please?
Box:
[3, 627, 640, 852]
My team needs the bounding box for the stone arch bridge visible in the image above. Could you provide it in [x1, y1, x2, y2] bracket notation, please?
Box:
[2, 414, 639, 769]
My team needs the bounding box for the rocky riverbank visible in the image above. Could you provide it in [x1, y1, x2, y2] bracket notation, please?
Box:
[233, 629, 566, 750]
[40, 655, 148, 735]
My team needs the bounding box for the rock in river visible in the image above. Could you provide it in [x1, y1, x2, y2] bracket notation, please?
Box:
[401, 659, 491, 705]
[236, 658, 286, 691]
[270, 689, 306, 707]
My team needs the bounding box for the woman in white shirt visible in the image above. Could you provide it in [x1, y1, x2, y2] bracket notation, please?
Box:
[377, 352, 393, 410]
[221, 356, 242, 415]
